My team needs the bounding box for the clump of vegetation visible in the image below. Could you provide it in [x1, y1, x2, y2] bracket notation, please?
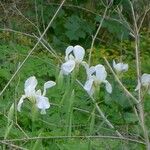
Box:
[0, 0, 150, 149]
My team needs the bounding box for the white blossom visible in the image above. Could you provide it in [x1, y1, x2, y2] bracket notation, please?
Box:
[61, 45, 85, 75]
[135, 73, 150, 94]
[61, 60, 76, 75]
[17, 76, 56, 114]
[83, 64, 112, 96]
[113, 60, 128, 73]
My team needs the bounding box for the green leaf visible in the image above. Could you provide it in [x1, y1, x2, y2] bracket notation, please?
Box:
[64, 15, 93, 40]
[123, 112, 138, 123]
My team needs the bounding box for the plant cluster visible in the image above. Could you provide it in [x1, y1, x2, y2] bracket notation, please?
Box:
[0, 0, 150, 149]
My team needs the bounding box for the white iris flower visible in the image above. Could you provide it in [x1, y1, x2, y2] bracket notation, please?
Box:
[61, 45, 85, 75]
[17, 76, 56, 114]
[113, 60, 128, 73]
[83, 64, 112, 96]
[135, 73, 150, 94]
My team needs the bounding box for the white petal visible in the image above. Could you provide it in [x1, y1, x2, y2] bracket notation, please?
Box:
[17, 95, 26, 112]
[24, 76, 37, 90]
[105, 80, 112, 93]
[114, 63, 122, 72]
[65, 46, 74, 61]
[141, 74, 150, 87]
[122, 64, 128, 72]
[113, 60, 128, 72]
[135, 74, 150, 93]
[113, 60, 116, 69]
[95, 64, 107, 82]
[73, 45, 85, 62]
[44, 81, 56, 89]
[36, 96, 50, 114]
[43, 81, 56, 96]
[84, 78, 94, 95]
[24, 76, 37, 96]
[61, 60, 76, 75]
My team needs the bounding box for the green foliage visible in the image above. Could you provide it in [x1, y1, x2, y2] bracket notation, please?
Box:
[0, 0, 150, 149]
[1, 34, 150, 148]
[95, 15, 130, 40]
[64, 15, 93, 40]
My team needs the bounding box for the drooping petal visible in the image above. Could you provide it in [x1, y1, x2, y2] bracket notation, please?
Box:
[17, 95, 27, 112]
[24, 76, 37, 97]
[84, 78, 94, 96]
[104, 80, 112, 94]
[65, 46, 74, 61]
[73, 45, 85, 63]
[61, 60, 76, 75]
[44, 81, 56, 89]
[36, 96, 50, 114]
[95, 64, 107, 83]
[43, 81, 56, 96]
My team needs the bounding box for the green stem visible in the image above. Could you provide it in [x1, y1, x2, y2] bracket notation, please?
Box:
[31, 104, 38, 132]
[88, 107, 96, 150]
[60, 76, 70, 106]
[65, 68, 77, 136]
[66, 90, 75, 136]
[93, 87, 123, 137]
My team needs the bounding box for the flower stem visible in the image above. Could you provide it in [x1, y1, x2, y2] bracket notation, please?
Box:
[77, 80, 123, 137]
[88, 107, 96, 150]
[31, 104, 38, 132]
[66, 90, 74, 136]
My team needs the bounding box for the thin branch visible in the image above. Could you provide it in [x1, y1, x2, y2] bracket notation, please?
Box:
[88, 5, 109, 65]
[138, 7, 150, 32]
[116, 6, 134, 34]
[0, 0, 66, 96]
[1, 135, 145, 145]
[34, 0, 40, 30]
[103, 57, 138, 103]
[0, 28, 35, 38]
[0, 28, 62, 63]
[47, 2, 132, 31]
[129, 0, 150, 149]
[76, 80, 123, 138]
[33, 34, 62, 63]
[0, 141, 27, 150]
[14, 5, 41, 34]
[0, 112, 29, 138]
